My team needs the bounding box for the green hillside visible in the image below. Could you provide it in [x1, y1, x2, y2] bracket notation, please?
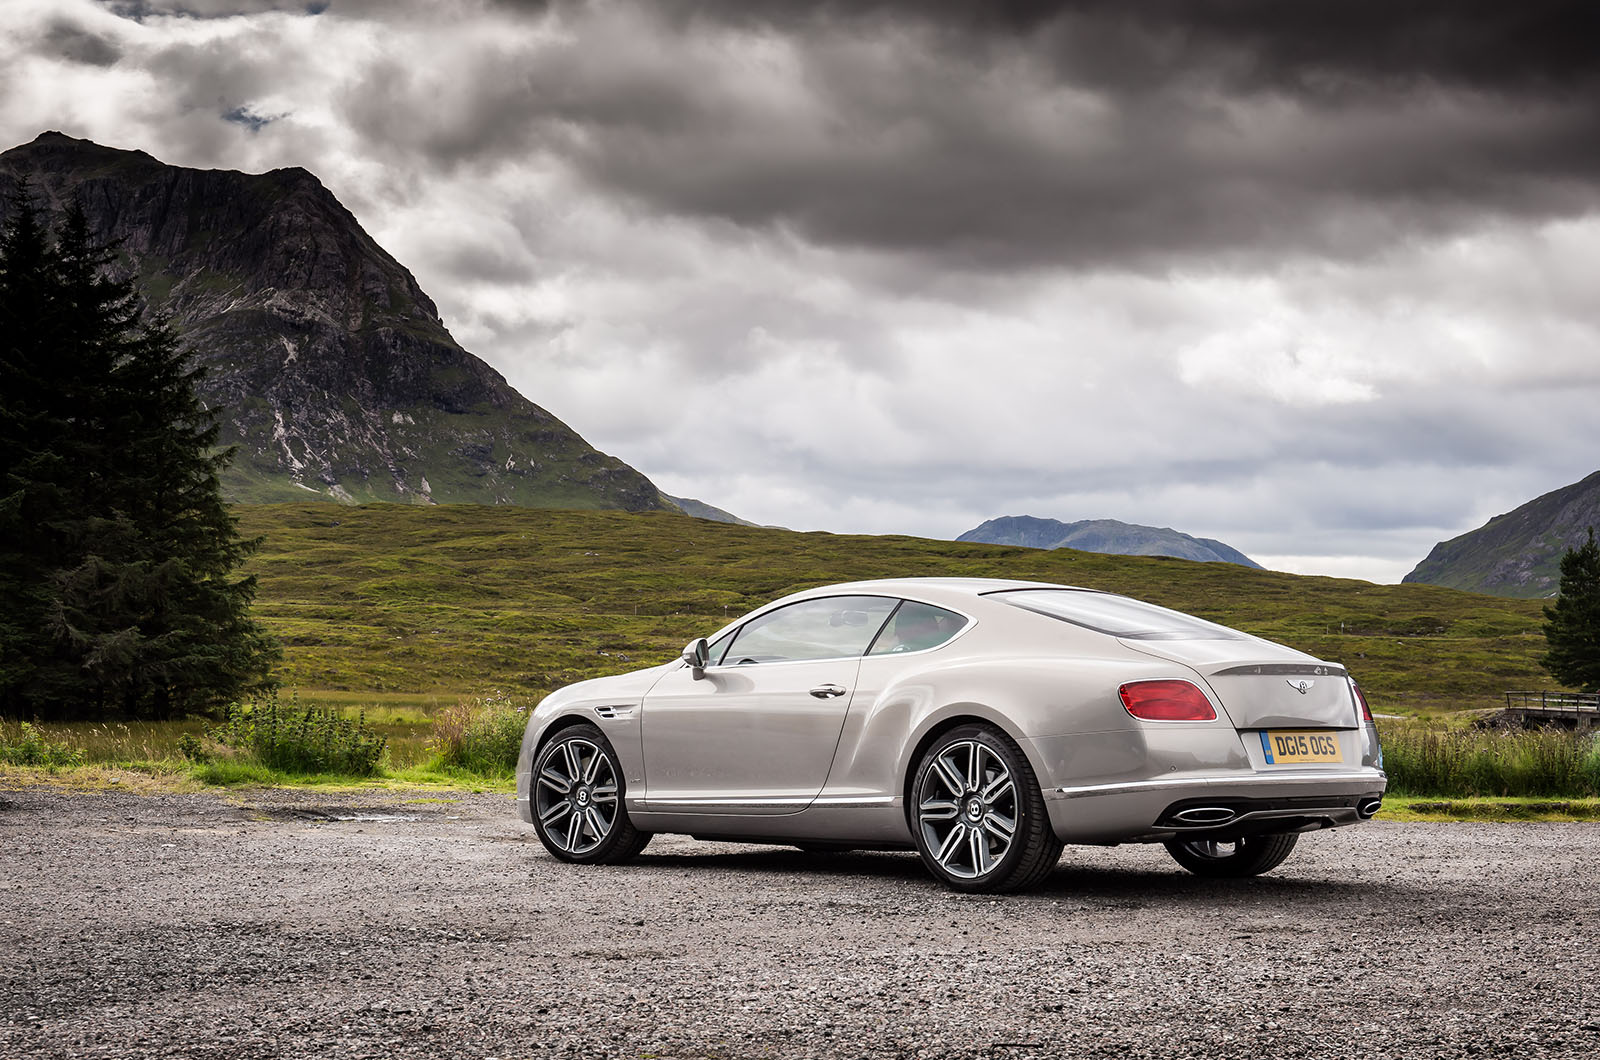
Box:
[239, 503, 1549, 715]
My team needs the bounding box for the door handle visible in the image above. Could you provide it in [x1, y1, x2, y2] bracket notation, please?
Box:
[809, 684, 848, 699]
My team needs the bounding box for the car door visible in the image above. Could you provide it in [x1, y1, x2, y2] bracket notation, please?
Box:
[640, 595, 897, 814]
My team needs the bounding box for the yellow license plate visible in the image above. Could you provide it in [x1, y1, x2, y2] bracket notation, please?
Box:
[1260, 730, 1343, 764]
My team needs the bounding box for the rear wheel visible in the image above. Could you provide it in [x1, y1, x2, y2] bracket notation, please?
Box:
[910, 724, 1062, 893]
[532, 724, 651, 864]
[1164, 833, 1298, 877]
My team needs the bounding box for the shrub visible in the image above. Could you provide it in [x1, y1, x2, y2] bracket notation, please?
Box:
[176, 732, 210, 764]
[429, 691, 529, 776]
[0, 723, 85, 767]
[211, 692, 386, 776]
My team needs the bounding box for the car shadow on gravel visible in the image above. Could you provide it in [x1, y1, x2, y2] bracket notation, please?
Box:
[1031, 863, 1425, 905]
[618, 846, 1430, 903]
[628, 847, 930, 882]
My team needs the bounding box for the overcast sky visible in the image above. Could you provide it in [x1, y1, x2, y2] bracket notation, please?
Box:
[4, 0, 1599, 582]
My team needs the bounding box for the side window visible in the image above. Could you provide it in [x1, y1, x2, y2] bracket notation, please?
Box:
[868, 600, 967, 656]
[706, 630, 736, 667]
[718, 596, 897, 666]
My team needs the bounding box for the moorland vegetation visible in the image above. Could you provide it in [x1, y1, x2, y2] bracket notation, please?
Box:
[237, 502, 1548, 712]
[5, 502, 1600, 803]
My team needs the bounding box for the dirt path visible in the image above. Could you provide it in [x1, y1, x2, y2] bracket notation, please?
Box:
[3, 786, 1598, 1059]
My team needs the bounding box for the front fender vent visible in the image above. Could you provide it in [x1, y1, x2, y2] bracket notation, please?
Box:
[593, 704, 636, 720]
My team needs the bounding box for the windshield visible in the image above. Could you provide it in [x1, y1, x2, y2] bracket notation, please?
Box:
[989, 589, 1249, 641]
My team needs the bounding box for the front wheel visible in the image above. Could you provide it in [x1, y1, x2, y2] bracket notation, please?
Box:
[531, 724, 651, 864]
[1164, 833, 1298, 877]
[910, 724, 1062, 893]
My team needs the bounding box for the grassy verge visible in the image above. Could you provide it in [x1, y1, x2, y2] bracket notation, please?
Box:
[1377, 796, 1600, 822]
[0, 692, 527, 792]
[0, 762, 516, 794]
[9, 700, 1600, 805]
[1, 703, 439, 772]
[4, 766, 1591, 822]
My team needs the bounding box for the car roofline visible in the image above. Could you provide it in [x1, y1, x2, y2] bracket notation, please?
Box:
[797, 577, 1089, 596]
[692, 578, 1118, 648]
[763, 577, 1106, 612]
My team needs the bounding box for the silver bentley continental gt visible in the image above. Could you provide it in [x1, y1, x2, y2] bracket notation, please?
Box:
[515, 578, 1386, 893]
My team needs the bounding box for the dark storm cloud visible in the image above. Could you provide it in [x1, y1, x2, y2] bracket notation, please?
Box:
[43, 18, 122, 65]
[649, 1, 1600, 95]
[435, 0, 1600, 270]
[103, 1, 328, 20]
[3, 0, 1589, 581]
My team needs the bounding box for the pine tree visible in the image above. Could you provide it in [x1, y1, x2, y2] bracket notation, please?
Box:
[0, 181, 74, 712]
[0, 192, 278, 719]
[1540, 528, 1600, 693]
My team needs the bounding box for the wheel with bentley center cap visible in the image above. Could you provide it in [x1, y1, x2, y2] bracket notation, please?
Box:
[531, 724, 650, 864]
[910, 723, 1061, 893]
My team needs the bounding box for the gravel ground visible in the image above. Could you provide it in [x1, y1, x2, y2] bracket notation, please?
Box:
[3, 785, 1598, 1060]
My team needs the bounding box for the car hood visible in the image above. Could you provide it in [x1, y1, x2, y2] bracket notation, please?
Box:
[538, 660, 679, 711]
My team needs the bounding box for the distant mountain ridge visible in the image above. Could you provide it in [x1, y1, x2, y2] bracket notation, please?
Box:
[958, 515, 1262, 568]
[1404, 470, 1600, 598]
[663, 495, 757, 526]
[0, 131, 669, 510]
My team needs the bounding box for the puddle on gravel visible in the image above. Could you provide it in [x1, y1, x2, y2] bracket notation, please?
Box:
[246, 806, 427, 823]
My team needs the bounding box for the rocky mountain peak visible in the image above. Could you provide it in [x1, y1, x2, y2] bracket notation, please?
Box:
[0, 132, 668, 510]
[1404, 470, 1600, 597]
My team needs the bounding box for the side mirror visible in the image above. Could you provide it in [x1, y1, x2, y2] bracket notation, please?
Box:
[681, 637, 710, 677]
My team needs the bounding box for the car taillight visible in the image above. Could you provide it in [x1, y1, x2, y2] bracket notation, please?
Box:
[1118, 680, 1217, 721]
[1351, 680, 1373, 723]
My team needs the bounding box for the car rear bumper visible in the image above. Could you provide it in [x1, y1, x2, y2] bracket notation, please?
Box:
[1044, 768, 1388, 844]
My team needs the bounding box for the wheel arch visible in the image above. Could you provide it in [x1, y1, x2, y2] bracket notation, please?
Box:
[532, 710, 601, 757]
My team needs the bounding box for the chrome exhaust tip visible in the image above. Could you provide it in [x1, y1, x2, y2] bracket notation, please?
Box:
[1171, 806, 1238, 826]
[1357, 798, 1383, 819]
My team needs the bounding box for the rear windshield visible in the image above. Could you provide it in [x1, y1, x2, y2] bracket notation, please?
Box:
[989, 589, 1249, 641]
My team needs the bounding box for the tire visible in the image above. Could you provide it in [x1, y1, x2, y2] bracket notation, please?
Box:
[531, 724, 651, 865]
[910, 723, 1062, 894]
[1164, 833, 1299, 878]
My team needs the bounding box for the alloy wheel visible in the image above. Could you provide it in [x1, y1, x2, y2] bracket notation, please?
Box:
[534, 737, 620, 855]
[916, 739, 1019, 879]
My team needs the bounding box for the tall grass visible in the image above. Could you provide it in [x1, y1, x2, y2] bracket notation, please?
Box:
[42, 719, 205, 763]
[427, 691, 529, 776]
[1383, 726, 1600, 797]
